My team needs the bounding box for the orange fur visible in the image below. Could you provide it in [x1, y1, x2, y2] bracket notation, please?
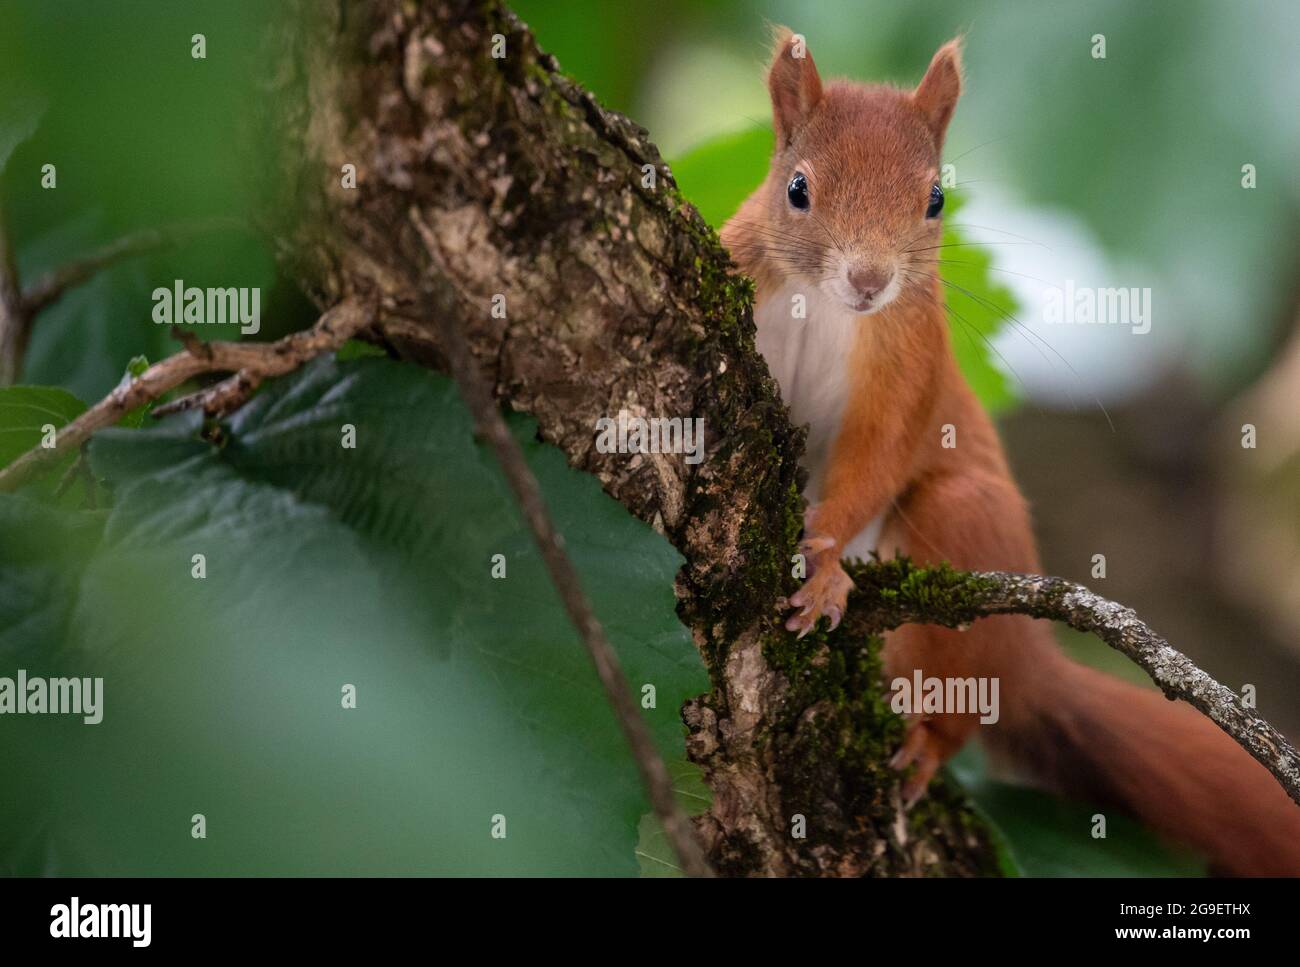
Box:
[721, 30, 1300, 875]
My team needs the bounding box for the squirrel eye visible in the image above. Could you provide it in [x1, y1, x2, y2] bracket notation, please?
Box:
[926, 183, 944, 219]
[787, 172, 810, 210]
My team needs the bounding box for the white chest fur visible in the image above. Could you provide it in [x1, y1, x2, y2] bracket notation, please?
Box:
[753, 283, 859, 496]
[753, 282, 884, 560]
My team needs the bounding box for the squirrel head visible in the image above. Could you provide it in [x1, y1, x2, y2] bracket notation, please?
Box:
[756, 29, 962, 315]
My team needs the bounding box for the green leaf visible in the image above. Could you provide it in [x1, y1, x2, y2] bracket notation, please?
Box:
[0, 93, 45, 174]
[634, 759, 712, 878]
[669, 126, 1018, 412]
[669, 125, 776, 230]
[114, 355, 152, 429]
[0, 357, 708, 875]
[0, 384, 97, 507]
[0, 385, 91, 506]
[0, 385, 86, 469]
[935, 194, 1017, 413]
[0, 494, 104, 663]
[949, 745, 1206, 877]
[334, 339, 387, 362]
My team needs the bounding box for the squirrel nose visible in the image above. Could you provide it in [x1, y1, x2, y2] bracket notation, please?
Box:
[847, 264, 893, 301]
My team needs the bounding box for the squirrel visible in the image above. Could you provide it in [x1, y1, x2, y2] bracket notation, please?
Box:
[719, 28, 1300, 876]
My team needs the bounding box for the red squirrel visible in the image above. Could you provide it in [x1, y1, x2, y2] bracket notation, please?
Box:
[720, 29, 1300, 876]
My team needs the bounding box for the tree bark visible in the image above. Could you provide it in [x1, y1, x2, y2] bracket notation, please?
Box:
[263, 0, 1000, 876]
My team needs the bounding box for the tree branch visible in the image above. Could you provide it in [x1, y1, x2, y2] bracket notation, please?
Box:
[19, 216, 248, 318]
[0, 214, 249, 386]
[0, 299, 371, 493]
[846, 562, 1300, 807]
[0, 201, 27, 385]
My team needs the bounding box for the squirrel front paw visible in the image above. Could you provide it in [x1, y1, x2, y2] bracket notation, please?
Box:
[786, 556, 854, 638]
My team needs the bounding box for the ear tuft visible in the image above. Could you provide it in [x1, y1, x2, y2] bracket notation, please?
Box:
[767, 26, 823, 147]
[913, 38, 963, 145]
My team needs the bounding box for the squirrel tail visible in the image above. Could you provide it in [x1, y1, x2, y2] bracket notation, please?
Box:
[987, 654, 1300, 876]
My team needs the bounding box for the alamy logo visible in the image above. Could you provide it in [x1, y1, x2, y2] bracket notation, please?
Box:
[0, 670, 102, 724]
[152, 279, 261, 334]
[890, 672, 1000, 725]
[50, 897, 150, 947]
[1043, 280, 1151, 334]
[594, 409, 706, 465]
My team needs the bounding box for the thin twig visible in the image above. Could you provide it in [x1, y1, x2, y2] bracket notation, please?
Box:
[0, 201, 27, 385]
[150, 369, 262, 418]
[416, 274, 714, 877]
[0, 299, 371, 493]
[19, 216, 247, 317]
[850, 564, 1300, 807]
[0, 214, 248, 385]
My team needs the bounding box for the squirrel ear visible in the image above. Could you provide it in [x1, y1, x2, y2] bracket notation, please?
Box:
[913, 38, 963, 145]
[767, 27, 823, 147]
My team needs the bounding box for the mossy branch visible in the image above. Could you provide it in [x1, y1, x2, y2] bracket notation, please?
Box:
[843, 558, 1300, 807]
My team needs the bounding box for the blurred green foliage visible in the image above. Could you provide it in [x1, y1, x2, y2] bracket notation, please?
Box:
[0, 0, 291, 402]
[0, 358, 708, 874]
[951, 746, 1206, 877]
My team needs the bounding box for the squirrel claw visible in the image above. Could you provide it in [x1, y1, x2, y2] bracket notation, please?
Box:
[784, 560, 853, 638]
[799, 535, 836, 556]
[785, 606, 813, 636]
[901, 759, 942, 809]
[891, 719, 945, 807]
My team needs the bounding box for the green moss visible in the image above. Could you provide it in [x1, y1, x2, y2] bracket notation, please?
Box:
[904, 771, 1008, 877]
[847, 557, 999, 629]
[713, 827, 767, 877]
[690, 248, 754, 342]
[759, 619, 906, 846]
[748, 556, 1009, 874]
